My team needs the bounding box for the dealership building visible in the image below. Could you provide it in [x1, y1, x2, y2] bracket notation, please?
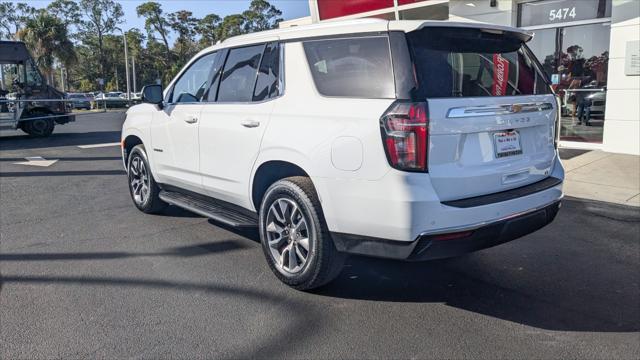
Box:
[281, 0, 640, 155]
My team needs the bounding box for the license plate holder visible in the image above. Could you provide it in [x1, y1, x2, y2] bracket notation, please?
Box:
[493, 130, 522, 158]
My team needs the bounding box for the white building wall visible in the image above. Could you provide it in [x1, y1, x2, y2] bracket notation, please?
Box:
[448, 0, 515, 26]
[602, 0, 640, 155]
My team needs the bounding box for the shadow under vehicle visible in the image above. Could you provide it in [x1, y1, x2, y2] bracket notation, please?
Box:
[0, 40, 74, 137]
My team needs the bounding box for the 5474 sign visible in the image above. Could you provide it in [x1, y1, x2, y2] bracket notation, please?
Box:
[549, 7, 577, 22]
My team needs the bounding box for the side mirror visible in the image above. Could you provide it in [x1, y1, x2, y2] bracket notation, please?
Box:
[141, 85, 164, 108]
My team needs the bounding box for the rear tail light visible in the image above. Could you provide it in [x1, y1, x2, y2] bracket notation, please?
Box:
[380, 101, 429, 172]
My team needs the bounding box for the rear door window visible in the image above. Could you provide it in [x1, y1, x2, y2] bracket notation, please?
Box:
[303, 36, 395, 99]
[217, 44, 265, 102]
[406, 27, 551, 98]
[253, 42, 281, 101]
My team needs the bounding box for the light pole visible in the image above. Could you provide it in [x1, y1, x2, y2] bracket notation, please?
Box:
[132, 55, 137, 93]
[118, 28, 132, 106]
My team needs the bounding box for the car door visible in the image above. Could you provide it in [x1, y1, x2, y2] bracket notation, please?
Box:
[199, 41, 281, 208]
[149, 51, 220, 193]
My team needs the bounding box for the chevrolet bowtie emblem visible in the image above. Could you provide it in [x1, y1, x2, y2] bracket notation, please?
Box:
[511, 104, 523, 113]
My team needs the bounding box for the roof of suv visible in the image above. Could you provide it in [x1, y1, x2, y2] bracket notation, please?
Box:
[217, 19, 533, 49]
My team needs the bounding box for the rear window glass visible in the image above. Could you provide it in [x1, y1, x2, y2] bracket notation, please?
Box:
[253, 42, 281, 101]
[218, 44, 264, 102]
[303, 37, 395, 98]
[407, 27, 551, 98]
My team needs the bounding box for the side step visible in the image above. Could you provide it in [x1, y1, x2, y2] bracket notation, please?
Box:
[159, 190, 258, 227]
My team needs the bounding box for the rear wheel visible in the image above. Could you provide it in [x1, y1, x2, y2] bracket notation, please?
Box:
[127, 145, 166, 214]
[259, 176, 346, 290]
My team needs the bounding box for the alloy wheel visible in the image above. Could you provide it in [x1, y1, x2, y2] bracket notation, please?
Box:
[129, 155, 150, 205]
[265, 198, 310, 274]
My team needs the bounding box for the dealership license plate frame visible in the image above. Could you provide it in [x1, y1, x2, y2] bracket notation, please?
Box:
[493, 130, 523, 158]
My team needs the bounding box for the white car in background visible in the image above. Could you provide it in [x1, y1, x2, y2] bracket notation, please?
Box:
[121, 19, 564, 290]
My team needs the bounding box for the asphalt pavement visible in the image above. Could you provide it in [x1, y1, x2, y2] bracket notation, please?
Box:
[1, 113, 639, 359]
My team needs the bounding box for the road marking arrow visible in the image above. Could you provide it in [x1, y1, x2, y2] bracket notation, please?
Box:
[14, 156, 58, 167]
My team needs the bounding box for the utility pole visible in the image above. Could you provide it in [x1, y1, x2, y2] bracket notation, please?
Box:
[60, 66, 65, 92]
[122, 29, 131, 106]
[115, 65, 119, 92]
[132, 55, 137, 93]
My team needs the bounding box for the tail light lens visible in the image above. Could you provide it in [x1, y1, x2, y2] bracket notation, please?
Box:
[380, 101, 429, 172]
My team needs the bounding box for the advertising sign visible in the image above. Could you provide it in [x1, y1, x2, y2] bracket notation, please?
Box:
[492, 54, 510, 96]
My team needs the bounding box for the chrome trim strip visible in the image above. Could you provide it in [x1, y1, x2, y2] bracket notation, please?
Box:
[417, 198, 562, 238]
[446, 102, 554, 118]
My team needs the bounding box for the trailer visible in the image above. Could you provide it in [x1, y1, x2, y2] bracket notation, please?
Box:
[0, 40, 75, 137]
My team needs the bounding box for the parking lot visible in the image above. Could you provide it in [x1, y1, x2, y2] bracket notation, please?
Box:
[1, 112, 639, 358]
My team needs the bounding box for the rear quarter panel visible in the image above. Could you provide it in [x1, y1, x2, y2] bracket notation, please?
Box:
[253, 42, 395, 225]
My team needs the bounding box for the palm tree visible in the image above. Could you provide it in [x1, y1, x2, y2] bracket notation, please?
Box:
[17, 10, 76, 87]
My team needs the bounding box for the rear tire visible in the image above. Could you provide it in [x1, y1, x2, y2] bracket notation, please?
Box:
[127, 145, 166, 214]
[259, 176, 346, 290]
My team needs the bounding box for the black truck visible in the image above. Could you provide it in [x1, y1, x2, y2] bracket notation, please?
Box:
[0, 41, 74, 137]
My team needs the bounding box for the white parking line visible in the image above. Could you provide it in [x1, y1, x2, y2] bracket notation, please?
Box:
[78, 142, 121, 149]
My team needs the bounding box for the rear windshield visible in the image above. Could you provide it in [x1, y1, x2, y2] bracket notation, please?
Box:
[406, 27, 551, 98]
[303, 36, 395, 99]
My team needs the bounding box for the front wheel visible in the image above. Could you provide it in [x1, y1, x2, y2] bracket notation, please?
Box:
[127, 145, 166, 214]
[22, 117, 55, 137]
[259, 177, 346, 290]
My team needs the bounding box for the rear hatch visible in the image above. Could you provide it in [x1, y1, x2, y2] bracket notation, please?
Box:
[406, 26, 558, 202]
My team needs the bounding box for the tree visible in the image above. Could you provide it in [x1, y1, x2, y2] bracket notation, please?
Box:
[79, 0, 124, 80]
[47, 0, 82, 30]
[136, 2, 172, 64]
[196, 14, 221, 47]
[169, 10, 199, 66]
[0, 2, 37, 40]
[216, 14, 246, 42]
[18, 10, 76, 85]
[243, 0, 282, 32]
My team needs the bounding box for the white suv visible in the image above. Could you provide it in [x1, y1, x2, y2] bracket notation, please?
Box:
[121, 19, 564, 290]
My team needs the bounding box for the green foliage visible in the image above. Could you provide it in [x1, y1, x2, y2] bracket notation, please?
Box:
[0, 2, 37, 40]
[11, 0, 284, 91]
[78, 79, 93, 92]
[18, 10, 76, 81]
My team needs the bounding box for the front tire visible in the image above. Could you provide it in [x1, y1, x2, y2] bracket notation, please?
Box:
[259, 176, 346, 290]
[127, 145, 166, 214]
[22, 117, 55, 137]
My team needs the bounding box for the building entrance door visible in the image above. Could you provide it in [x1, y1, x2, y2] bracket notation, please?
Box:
[521, 0, 612, 144]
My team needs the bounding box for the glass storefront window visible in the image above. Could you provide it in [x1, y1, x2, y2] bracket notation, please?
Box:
[527, 18, 611, 143]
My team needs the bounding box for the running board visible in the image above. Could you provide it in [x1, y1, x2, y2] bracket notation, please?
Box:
[159, 190, 258, 227]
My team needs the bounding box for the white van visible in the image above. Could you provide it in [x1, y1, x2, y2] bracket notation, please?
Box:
[121, 19, 564, 290]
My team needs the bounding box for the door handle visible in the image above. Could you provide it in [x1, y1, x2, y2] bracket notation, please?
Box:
[241, 120, 260, 128]
[184, 115, 198, 124]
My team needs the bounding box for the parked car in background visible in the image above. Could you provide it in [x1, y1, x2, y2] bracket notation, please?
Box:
[94, 92, 129, 108]
[66, 93, 92, 110]
[586, 91, 606, 121]
[122, 19, 564, 290]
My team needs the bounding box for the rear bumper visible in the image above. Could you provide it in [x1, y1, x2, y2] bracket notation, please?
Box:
[331, 199, 561, 261]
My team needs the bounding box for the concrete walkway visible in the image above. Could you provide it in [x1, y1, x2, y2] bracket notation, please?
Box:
[560, 150, 640, 207]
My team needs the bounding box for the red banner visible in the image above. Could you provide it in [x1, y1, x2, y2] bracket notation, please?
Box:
[317, 0, 394, 20]
[492, 54, 510, 96]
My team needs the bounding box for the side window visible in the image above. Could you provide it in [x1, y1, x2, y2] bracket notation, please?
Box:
[25, 59, 43, 87]
[303, 37, 395, 98]
[253, 42, 281, 101]
[217, 44, 264, 102]
[170, 51, 218, 103]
